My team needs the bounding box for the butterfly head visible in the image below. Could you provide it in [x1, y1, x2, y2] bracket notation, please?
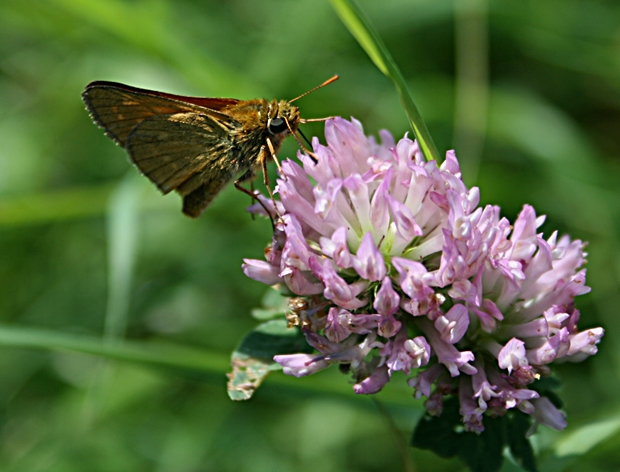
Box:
[268, 100, 300, 138]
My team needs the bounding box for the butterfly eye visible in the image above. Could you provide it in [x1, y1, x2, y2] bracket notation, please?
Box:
[268, 117, 288, 135]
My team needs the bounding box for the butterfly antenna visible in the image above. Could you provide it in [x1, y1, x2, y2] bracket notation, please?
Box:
[289, 75, 339, 103]
[298, 128, 312, 147]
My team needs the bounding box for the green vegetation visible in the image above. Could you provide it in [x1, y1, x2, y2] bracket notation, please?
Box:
[0, 0, 618, 470]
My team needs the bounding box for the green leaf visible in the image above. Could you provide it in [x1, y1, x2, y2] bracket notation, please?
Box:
[329, 0, 440, 162]
[412, 397, 539, 472]
[227, 319, 311, 401]
[234, 319, 309, 359]
[227, 355, 278, 401]
[411, 396, 461, 458]
[251, 286, 289, 320]
[530, 377, 563, 411]
[555, 416, 620, 458]
[506, 411, 538, 472]
[459, 415, 504, 472]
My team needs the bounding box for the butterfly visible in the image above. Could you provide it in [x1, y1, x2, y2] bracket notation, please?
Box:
[82, 76, 337, 217]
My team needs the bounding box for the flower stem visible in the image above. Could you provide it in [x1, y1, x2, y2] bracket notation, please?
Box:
[372, 397, 416, 472]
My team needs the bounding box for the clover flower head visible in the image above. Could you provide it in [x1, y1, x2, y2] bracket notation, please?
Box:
[242, 117, 603, 432]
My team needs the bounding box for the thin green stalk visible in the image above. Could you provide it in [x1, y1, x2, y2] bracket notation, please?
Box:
[0, 324, 228, 372]
[0, 324, 423, 407]
[86, 175, 140, 423]
[330, 0, 440, 162]
[103, 175, 140, 343]
[373, 398, 416, 472]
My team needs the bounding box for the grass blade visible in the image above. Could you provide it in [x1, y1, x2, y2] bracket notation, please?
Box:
[330, 0, 440, 162]
[104, 175, 141, 342]
[0, 324, 229, 373]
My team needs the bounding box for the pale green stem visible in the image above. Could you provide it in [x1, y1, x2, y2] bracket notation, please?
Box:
[453, 0, 490, 185]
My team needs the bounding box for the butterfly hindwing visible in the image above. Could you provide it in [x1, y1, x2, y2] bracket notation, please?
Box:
[125, 111, 241, 195]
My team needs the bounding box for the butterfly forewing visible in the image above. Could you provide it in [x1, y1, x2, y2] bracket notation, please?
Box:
[82, 82, 239, 146]
[83, 81, 252, 216]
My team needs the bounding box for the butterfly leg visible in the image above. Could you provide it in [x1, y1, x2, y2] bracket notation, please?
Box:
[234, 167, 281, 224]
[233, 169, 259, 200]
[264, 137, 286, 178]
[284, 118, 319, 164]
[258, 145, 284, 221]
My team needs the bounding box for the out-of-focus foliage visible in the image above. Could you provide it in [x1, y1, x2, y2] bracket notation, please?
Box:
[0, 0, 618, 470]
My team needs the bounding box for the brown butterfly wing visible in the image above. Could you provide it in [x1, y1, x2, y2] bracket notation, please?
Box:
[82, 82, 248, 217]
[82, 81, 239, 146]
[124, 112, 247, 217]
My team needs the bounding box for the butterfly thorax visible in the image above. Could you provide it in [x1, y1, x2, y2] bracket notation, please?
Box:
[222, 99, 299, 165]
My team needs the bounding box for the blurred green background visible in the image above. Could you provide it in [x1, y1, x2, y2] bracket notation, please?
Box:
[1, 0, 619, 470]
